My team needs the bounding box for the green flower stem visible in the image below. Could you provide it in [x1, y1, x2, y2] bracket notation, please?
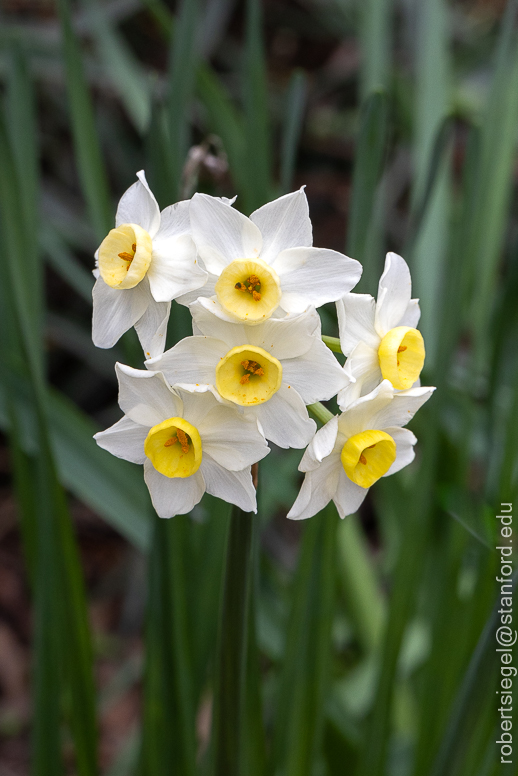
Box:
[307, 402, 335, 425]
[321, 335, 342, 353]
[212, 503, 255, 776]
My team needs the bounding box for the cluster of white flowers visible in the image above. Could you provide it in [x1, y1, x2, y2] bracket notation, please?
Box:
[93, 172, 435, 519]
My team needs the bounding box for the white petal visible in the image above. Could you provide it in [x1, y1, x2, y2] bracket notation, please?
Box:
[254, 385, 316, 449]
[198, 405, 269, 471]
[191, 295, 250, 324]
[134, 295, 170, 360]
[190, 302, 249, 347]
[400, 298, 421, 328]
[246, 308, 320, 360]
[190, 193, 262, 275]
[147, 336, 224, 387]
[94, 416, 148, 464]
[175, 385, 222, 427]
[191, 303, 320, 359]
[336, 293, 379, 355]
[199, 455, 257, 512]
[116, 364, 182, 426]
[333, 468, 369, 519]
[115, 171, 160, 237]
[144, 460, 205, 517]
[383, 427, 417, 476]
[272, 247, 362, 313]
[370, 386, 436, 430]
[176, 270, 217, 308]
[147, 233, 207, 303]
[337, 342, 381, 410]
[287, 454, 339, 520]
[249, 189, 312, 265]
[299, 416, 339, 472]
[375, 252, 413, 337]
[337, 380, 394, 439]
[92, 277, 149, 349]
[280, 341, 344, 405]
[156, 200, 191, 239]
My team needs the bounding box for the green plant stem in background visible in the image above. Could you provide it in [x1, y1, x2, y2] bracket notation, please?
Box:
[409, 0, 450, 367]
[141, 516, 196, 776]
[212, 505, 255, 776]
[347, 91, 389, 293]
[308, 402, 335, 425]
[322, 336, 342, 354]
[273, 508, 337, 776]
[56, 0, 112, 241]
[360, 0, 393, 98]
[280, 69, 308, 195]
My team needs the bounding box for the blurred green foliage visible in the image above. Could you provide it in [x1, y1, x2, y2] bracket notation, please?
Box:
[0, 0, 516, 775]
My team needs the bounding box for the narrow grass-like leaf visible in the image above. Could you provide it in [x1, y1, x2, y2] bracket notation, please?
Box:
[82, 0, 151, 133]
[359, 0, 393, 98]
[465, 0, 518, 365]
[0, 112, 98, 776]
[167, 0, 200, 198]
[242, 0, 273, 213]
[141, 516, 196, 776]
[280, 69, 307, 195]
[409, 0, 451, 365]
[212, 506, 255, 776]
[273, 508, 337, 776]
[355, 428, 438, 776]
[42, 226, 94, 304]
[56, 0, 112, 240]
[429, 570, 508, 776]
[0, 375, 151, 550]
[336, 515, 385, 654]
[346, 91, 389, 291]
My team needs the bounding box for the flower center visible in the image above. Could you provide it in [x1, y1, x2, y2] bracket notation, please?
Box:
[377, 326, 425, 390]
[215, 258, 282, 322]
[98, 222, 152, 290]
[215, 344, 283, 405]
[340, 429, 396, 488]
[144, 417, 202, 478]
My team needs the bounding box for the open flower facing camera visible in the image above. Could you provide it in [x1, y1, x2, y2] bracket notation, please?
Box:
[176, 189, 362, 322]
[94, 365, 269, 517]
[336, 252, 425, 409]
[147, 303, 347, 449]
[288, 380, 435, 520]
[92, 171, 207, 358]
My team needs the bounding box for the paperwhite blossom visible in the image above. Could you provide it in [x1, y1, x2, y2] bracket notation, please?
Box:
[176, 189, 362, 323]
[147, 303, 348, 449]
[336, 252, 424, 409]
[92, 171, 206, 358]
[94, 365, 269, 517]
[288, 380, 435, 521]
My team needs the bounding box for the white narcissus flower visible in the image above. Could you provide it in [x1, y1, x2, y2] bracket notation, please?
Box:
[288, 380, 435, 521]
[92, 171, 207, 358]
[176, 189, 362, 323]
[336, 252, 424, 409]
[147, 303, 348, 449]
[94, 365, 269, 518]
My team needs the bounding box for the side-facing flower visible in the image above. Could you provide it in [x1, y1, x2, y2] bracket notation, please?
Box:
[147, 303, 347, 449]
[92, 171, 207, 357]
[287, 380, 435, 521]
[336, 252, 424, 408]
[176, 189, 362, 323]
[94, 364, 269, 517]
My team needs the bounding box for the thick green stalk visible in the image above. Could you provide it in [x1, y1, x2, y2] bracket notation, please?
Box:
[212, 506, 255, 776]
